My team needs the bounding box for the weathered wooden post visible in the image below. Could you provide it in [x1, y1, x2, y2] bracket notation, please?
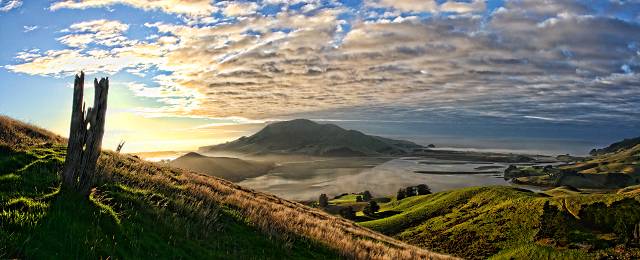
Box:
[116, 140, 125, 153]
[62, 71, 110, 194]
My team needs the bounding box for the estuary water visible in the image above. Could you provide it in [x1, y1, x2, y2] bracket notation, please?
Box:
[238, 157, 543, 201]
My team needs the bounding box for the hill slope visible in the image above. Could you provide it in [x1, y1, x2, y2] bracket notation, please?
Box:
[508, 140, 640, 188]
[358, 186, 640, 259]
[564, 143, 640, 175]
[199, 119, 422, 156]
[169, 152, 274, 182]
[0, 116, 450, 259]
[590, 136, 640, 156]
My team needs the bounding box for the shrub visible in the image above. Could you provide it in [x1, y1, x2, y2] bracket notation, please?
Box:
[396, 189, 406, 200]
[363, 201, 380, 216]
[318, 194, 329, 208]
[405, 186, 417, 197]
[339, 206, 356, 220]
[416, 184, 431, 195]
[361, 191, 372, 201]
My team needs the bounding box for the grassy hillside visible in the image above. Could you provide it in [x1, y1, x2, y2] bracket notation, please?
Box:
[358, 186, 640, 259]
[563, 144, 640, 175]
[590, 137, 640, 156]
[169, 152, 274, 182]
[507, 143, 640, 188]
[0, 116, 450, 259]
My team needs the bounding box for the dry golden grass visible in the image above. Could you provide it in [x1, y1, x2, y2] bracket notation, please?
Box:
[1, 115, 455, 260]
[0, 115, 65, 149]
[97, 152, 455, 260]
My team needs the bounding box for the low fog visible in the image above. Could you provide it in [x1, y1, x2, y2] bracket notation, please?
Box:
[236, 158, 519, 201]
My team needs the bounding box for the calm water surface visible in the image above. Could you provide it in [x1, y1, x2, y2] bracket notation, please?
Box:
[238, 157, 543, 200]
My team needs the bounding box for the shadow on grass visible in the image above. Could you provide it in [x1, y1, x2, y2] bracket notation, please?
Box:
[25, 191, 121, 259]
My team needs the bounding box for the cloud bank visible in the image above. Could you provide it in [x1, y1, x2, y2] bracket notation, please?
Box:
[50, 0, 216, 17]
[6, 0, 640, 124]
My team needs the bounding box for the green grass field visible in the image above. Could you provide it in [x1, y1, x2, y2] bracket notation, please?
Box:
[357, 186, 640, 259]
[330, 194, 362, 204]
[0, 144, 337, 259]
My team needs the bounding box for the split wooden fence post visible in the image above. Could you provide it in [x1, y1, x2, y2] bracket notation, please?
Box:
[61, 71, 110, 194]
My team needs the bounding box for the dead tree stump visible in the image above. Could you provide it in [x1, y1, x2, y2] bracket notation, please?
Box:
[116, 140, 125, 153]
[62, 71, 110, 194]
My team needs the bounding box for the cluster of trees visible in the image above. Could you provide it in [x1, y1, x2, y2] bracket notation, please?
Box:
[339, 206, 356, 219]
[363, 201, 380, 216]
[320, 190, 374, 207]
[355, 190, 372, 202]
[396, 184, 431, 200]
[320, 190, 380, 217]
[339, 200, 380, 218]
[319, 193, 329, 207]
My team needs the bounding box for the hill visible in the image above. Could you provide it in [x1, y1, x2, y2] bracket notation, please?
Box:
[199, 119, 423, 156]
[356, 186, 640, 259]
[590, 136, 640, 156]
[169, 152, 274, 182]
[564, 143, 640, 175]
[0, 115, 450, 259]
[506, 138, 640, 189]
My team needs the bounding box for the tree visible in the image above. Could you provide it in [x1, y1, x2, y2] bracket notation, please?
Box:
[363, 201, 380, 216]
[396, 188, 406, 200]
[361, 190, 372, 201]
[356, 196, 363, 202]
[416, 184, 431, 195]
[339, 206, 356, 220]
[405, 186, 416, 197]
[318, 193, 329, 207]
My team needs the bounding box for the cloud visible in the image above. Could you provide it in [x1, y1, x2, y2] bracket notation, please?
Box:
[6, 0, 640, 124]
[68, 19, 129, 33]
[57, 19, 133, 48]
[368, 0, 438, 13]
[440, 0, 485, 14]
[6, 20, 168, 77]
[50, 0, 216, 17]
[23, 25, 38, 32]
[0, 0, 21, 12]
[222, 2, 259, 17]
[126, 81, 202, 117]
[367, 0, 485, 14]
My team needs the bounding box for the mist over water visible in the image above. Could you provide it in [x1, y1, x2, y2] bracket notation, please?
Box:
[238, 158, 539, 201]
[184, 118, 639, 200]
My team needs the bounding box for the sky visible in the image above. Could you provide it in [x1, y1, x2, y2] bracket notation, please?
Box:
[0, 0, 639, 154]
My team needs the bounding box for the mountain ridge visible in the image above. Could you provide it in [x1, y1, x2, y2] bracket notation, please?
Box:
[199, 119, 423, 156]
